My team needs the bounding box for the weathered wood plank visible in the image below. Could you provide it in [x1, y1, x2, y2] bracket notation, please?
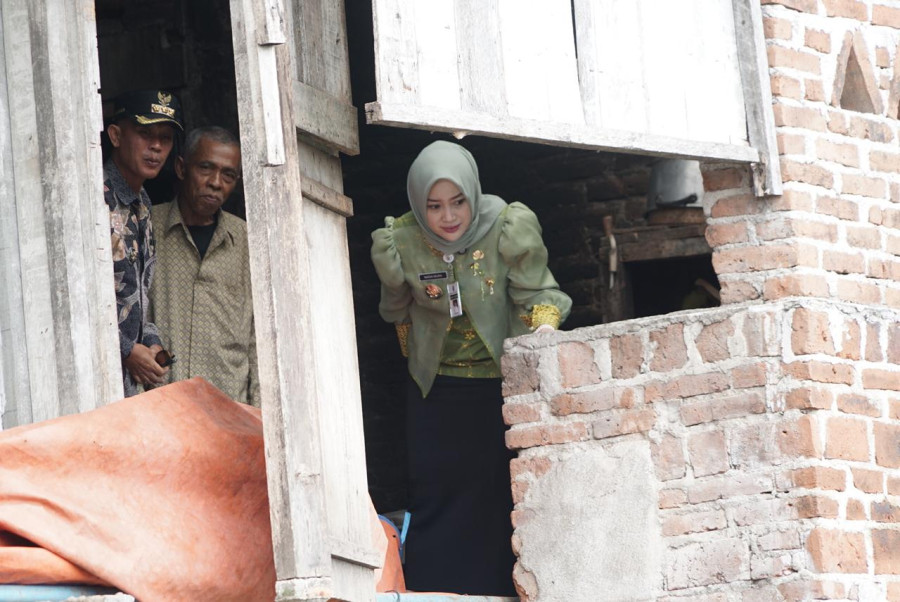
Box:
[732, 0, 784, 196]
[413, 0, 460, 111]
[497, 0, 582, 124]
[372, 0, 420, 106]
[292, 79, 359, 156]
[291, 0, 352, 102]
[367, 101, 760, 163]
[231, 0, 332, 586]
[454, 0, 506, 116]
[619, 237, 712, 263]
[301, 176, 354, 218]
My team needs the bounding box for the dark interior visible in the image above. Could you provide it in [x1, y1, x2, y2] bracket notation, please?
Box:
[95, 0, 720, 513]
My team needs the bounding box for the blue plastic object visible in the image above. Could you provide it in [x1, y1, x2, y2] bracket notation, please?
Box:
[0, 585, 121, 601]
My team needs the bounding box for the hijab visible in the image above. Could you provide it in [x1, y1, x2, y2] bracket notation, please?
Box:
[406, 141, 507, 254]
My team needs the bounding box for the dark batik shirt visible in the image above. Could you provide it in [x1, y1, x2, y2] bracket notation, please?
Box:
[104, 159, 162, 397]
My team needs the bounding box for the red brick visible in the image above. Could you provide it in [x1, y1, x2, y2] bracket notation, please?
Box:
[758, 529, 801, 551]
[816, 195, 859, 221]
[652, 434, 686, 481]
[815, 139, 859, 167]
[847, 497, 867, 520]
[666, 538, 747, 589]
[662, 509, 727, 536]
[873, 529, 900, 574]
[889, 323, 900, 363]
[721, 279, 760, 304]
[785, 386, 833, 410]
[780, 159, 834, 188]
[889, 475, 900, 496]
[687, 473, 773, 504]
[764, 274, 830, 300]
[771, 74, 803, 99]
[827, 109, 849, 135]
[502, 352, 540, 397]
[772, 189, 816, 212]
[875, 422, 900, 467]
[805, 79, 826, 102]
[733, 363, 767, 389]
[823, 0, 868, 20]
[772, 104, 827, 131]
[709, 193, 763, 218]
[705, 222, 749, 247]
[864, 369, 900, 391]
[649, 324, 688, 372]
[838, 393, 881, 417]
[511, 479, 530, 504]
[763, 16, 792, 40]
[695, 320, 734, 363]
[849, 116, 894, 143]
[806, 528, 867, 573]
[761, 0, 817, 12]
[688, 430, 729, 477]
[892, 398, 900, 420]
[713, 244, 804, 274]
[659, 487, 687, 509]
[550, 387, 632, 416]
[842, 173, 887, 199]
[777, 132, 806, 155]
[835, 279, 882, 305]
[872, 500, 900, 523]
[823, 249, 866, 274]
[777, 415, 823, 459]
[873, 4, 900, 27]
[558, 341, 601, 389]
[743, 311, 778, 357]
[779, 580, 849, 601]
[784, 360, 855, 385]
[503, 402, 544, 425]
[796, 494, 840, 518]
[852, 467, 884, 493]
[876, 46, 891, 68]
[505, 422, 590, 450]
[646, 372, 730, 403]
[610, 334, 642, 379]
[509, 456, 553, 480]
[791, 307, 834, 355]
[825, 416, 870, 461]
[839, 317, 861, 360]
[702, 167, 746, 191]
[846, 224, 882, 249]
[804, 29, 831, 53]
[591, 408, 656, 439]
[767, 46, 821, 74]
[790, 466, 847, 491]
[870, 150, 900, 174]
[732, 498, 795, 526]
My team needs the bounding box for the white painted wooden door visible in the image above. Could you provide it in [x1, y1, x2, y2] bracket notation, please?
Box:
[367, 0, 781, 195]
[230, 0, 376, 600]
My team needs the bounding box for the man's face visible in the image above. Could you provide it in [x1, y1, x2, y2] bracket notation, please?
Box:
[175, 137, 241, 226]
[108, 120, 176, 191]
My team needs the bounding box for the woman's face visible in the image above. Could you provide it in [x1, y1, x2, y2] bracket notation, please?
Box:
[425, 179, 472, 243]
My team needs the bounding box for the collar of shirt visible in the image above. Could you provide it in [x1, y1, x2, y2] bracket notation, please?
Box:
[103, 159, 144, 207]
[161, 197, 237, 248]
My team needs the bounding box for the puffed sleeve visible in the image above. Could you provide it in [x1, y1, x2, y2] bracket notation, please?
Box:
[498, 203, 572, 329]
[371, 216, 413, 325]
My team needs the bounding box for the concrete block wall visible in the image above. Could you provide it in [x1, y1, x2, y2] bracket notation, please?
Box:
[502, 299, 900, 601]
[503, 2, 900, 600]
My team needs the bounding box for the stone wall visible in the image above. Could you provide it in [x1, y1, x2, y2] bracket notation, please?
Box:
[504, 1, 900, 600]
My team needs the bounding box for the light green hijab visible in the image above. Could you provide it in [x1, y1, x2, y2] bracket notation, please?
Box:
[406, 140, 507, 255]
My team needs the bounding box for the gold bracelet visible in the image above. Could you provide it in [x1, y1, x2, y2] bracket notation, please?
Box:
[530, 304, 561, 330]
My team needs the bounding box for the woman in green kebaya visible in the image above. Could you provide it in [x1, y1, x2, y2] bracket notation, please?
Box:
[371, 140, 571, 596]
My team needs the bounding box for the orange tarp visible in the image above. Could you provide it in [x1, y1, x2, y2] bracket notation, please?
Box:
[0, 379, 277, 601]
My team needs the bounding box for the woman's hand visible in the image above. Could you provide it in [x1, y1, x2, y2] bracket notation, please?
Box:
[533, 324, 555, 334]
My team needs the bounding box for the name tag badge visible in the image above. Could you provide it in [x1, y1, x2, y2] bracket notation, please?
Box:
[418, 271, 449, 282]
[447, 281, 463, 318]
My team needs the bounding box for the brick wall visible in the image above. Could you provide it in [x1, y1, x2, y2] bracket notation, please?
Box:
[504, 1, 900, 600]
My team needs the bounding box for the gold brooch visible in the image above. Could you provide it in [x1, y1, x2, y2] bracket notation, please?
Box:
[425, 283, 443, 299]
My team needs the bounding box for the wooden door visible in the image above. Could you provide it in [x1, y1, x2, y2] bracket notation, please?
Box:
[229, 0, 375, 600]
[367, 0, 781, 196]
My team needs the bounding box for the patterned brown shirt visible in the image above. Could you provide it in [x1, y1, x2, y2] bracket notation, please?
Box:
[149, 200, 260, 406]
[105, 159, 162, 397]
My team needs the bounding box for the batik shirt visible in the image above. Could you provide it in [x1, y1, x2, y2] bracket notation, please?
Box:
[105, 159, 163, 397]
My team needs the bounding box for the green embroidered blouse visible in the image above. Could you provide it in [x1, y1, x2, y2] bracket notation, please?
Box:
[371, 202, 572, 396]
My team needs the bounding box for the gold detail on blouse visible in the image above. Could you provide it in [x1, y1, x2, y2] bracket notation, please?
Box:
[395, 322, 411, 357]
[531, 304, 561, 329]
[472, 249, 484, 260]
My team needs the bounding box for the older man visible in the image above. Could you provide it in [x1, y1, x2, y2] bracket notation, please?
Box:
[150, 127, 260, 406]
[105, 89, 183, 396]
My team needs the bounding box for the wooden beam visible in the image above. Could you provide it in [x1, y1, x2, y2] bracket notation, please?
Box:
[731, 0, 783, 196]
[301, 177, 354, 218]
[293, 79, 359, 156]
[366, 101, 760, 164]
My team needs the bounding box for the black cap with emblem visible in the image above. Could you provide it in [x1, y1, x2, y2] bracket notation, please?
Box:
[111, 89, 184, 131]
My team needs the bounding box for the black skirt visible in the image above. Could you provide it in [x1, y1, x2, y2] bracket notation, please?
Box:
[403, 374, 517, 596]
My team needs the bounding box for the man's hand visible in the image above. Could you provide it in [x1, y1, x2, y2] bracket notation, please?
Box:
[124, 344, 169, 386]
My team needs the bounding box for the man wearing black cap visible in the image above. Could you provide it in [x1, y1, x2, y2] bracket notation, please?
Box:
[105, 89, 184, 396]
